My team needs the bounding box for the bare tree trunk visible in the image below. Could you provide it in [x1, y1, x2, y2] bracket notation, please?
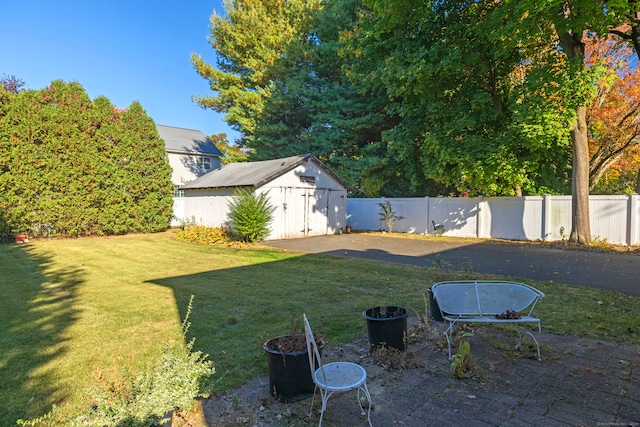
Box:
[556, 18, 591, 244]
[636, 169, 640, 194]
[569, 105, 591, 244]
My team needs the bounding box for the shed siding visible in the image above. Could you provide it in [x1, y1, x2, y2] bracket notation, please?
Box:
[264, 163, 345, 191]
[178, 162, 348, 240]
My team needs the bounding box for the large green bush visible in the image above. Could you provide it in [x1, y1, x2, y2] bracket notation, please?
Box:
[227, 188, 275, 242]
[0, 80, 174, 237]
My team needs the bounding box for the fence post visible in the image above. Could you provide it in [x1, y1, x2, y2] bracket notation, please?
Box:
[542, 194, 552, 241]
[476, 198, 486, 238]
[425, 196, 431, 235]
[629, 194, 639, 246]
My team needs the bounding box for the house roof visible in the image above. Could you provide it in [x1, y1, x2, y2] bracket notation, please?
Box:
[156, 124, 222, 157]
[180, 154, 350, 190]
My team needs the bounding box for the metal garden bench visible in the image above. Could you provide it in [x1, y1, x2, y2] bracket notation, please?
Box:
[431, 280, 545, 360]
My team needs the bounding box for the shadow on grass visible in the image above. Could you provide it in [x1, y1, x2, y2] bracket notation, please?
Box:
[146, 252, 428, 401]
[0, 243, 85, 425]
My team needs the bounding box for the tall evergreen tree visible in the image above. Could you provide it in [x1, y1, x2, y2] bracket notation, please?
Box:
[191, 0, 321, 144]
[0, 80, 174, 237]
[252, 0, 399, 193]
[193, 0, 405, 195]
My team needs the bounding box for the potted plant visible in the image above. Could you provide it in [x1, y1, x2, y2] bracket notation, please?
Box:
[363, 305, 409, 351]
[263, 333, 324, 402]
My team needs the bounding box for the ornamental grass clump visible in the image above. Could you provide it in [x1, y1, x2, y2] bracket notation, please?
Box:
[227, 188, 275, 242]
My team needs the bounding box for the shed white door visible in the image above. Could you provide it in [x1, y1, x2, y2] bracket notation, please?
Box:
[283, 188, 329, 238]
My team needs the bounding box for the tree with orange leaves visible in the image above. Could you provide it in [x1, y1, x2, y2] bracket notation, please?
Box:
[586, 34, 640, 194]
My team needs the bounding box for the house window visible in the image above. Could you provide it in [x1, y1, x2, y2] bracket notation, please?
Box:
[300, 175, 316, 183]
[173, 186, 184, 198]
[196, 157, 212, 171]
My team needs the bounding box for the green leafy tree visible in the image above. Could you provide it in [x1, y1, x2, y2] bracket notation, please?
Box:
[346, 0, 572, 197]
[609, 1, 640, 56]
[349, 0, 629, 243]
[494, 0, 624, 243]
[227, 188, 275, 242]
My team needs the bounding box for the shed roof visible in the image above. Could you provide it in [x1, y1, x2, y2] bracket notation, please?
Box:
[156, 124, 222, 156]
[180, 154, 350, 190]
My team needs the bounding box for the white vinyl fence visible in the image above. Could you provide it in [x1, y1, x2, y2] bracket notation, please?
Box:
[347, 195, 640, 246]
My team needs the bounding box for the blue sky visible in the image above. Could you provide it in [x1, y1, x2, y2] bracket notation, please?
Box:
[0, 0, 240, 142]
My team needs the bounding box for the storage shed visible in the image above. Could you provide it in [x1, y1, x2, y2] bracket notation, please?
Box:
[178, 154, 350, 240]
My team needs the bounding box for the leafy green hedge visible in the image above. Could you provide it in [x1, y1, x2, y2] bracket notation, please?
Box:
[0, 80, 174, 237]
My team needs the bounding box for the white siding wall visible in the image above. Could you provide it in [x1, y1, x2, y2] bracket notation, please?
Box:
[179, 188, 234, 227]
[167, 152, 222, 185]
[348, 195, 640, 246]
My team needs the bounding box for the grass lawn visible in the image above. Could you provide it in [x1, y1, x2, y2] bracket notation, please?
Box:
[1, 230, 639, 425]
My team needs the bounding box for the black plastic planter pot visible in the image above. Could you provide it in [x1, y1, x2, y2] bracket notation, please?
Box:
[428, 288, 444, 322]
[263, 335, 321, 402]
[363, 306, 409, 351]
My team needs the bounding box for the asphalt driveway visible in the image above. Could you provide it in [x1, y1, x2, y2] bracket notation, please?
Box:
[264, 233, 640, 297]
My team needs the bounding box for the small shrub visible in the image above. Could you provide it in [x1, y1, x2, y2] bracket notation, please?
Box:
[590, 236, 614, 251]
[450, 340, 472, 379]
[179, 215, 197, 230]
[227, 188, 275, 242]
[559, 226, 567, 241]
[449, 339, 484, 380]
[378, 201, 404, 233]
[175, 225, 231, 245]
[70, 296, 215, 427]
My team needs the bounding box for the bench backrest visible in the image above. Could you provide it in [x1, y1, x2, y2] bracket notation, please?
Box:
[431, 280, 544, 316]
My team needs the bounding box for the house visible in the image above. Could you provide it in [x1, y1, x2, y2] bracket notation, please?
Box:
[156, 124, 222, 187]
[178, 154, 350, 240]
